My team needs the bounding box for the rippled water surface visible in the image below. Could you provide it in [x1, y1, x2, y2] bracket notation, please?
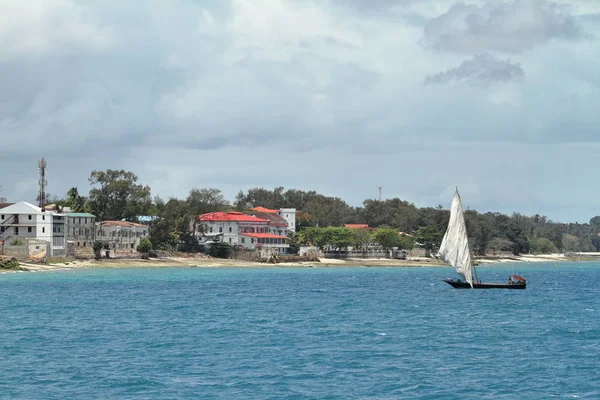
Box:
[1, 263, 599, 399]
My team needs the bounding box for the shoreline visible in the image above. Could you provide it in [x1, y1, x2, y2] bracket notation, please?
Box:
[8, 252, 600, 272]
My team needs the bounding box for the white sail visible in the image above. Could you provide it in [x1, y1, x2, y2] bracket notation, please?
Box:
[437, 189, 473, 287]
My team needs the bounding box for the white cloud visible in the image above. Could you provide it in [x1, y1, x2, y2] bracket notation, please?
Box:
[0, 0, 113, 60]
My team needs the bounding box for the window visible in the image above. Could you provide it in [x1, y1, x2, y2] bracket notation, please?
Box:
[77, 242, 80, 247]
[229, 238, 232, 244]
[209, 227, 213, 233]
[28, 215, 32, 220]
[42, 215, 45, 220]
[0, 227, 4, 233]
[241, 238, 245, 244]
[79, 218, 81, 224]
[85, 218, 88, 224]
[28, 227, 32, 233]
[0, 215, 3, 219]
[15, 227, 19, 236]
[83, 242, 86, 247]
[42, 227, 45, 233]
[229, 227, 232, 233]
[219, 227, 223, 233]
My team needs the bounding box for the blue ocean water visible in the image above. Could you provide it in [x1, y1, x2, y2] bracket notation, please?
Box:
[1, 263, 599, 399]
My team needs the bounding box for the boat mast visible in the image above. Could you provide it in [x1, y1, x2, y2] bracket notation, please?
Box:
[472, 262, 480, 283]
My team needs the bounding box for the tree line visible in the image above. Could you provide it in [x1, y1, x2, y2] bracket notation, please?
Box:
[40, 169, 600, 255]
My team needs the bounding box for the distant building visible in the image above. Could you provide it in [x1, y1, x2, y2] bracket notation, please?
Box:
[0, 201, 54, 255]
[96, 221, 149, 251]
[247, 208, 291, 237]
[278, 208, 297, 233]
[66, 213, 97, 249]
[345, 224, 370, 230]
[197, 211, 290, 253]
[50, 212, 66, 255]
[249, 207, 296, 233]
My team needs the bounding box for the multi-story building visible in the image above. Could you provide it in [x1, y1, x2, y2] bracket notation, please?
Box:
[95, 221, 149, 251]
[50, 212, 66, 255]
[197, 208, 295, 253]
[0, 201, 54, 254]
[278, 208, 297, 232]
[65, 212, 96, 248]
[250, 207, 297, 233]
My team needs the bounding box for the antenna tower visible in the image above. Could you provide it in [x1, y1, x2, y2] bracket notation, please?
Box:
[38, 157, 47, 208]
[378, 186, 382, 201]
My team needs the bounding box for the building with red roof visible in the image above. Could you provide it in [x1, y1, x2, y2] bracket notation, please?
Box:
[197, 209, 295, 253]
[345, 224, 370, 230]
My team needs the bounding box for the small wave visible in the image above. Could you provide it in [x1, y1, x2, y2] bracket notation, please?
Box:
[376, 332, 387, 336]
[584, 308, 594, 311]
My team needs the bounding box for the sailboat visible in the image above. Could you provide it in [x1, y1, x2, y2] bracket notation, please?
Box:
[438, 188, 527, 289]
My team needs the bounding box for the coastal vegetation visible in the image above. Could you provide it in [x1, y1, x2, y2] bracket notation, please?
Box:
[36, 169, 600, 256]
[137, 238, 153, 259]
[0, 257, 25, 270]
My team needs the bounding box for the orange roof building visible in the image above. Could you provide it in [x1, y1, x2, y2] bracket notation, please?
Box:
[345, 224, 370, 229]
[197, 208, 296, 252]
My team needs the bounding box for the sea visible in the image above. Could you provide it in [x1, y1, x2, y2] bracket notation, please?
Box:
[1, 263, 599, 399]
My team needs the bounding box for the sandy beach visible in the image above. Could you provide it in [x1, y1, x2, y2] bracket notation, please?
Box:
[9, 252, 600, 272]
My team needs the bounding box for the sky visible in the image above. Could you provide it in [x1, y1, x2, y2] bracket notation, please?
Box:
[1, 0, 599, 223]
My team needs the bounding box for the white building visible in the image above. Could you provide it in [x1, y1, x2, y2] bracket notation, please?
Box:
[278, 208, 297, 232]
[0, 201, 54, 255]
[197, 211, 290, 253]
[95, 221, 149, 251]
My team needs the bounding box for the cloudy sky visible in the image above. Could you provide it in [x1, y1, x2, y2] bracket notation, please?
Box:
[1, 0, 599, 222]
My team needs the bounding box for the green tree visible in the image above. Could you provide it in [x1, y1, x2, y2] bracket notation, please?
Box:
[137, 237, 153, 259]
[187, 188, 229, 237]
[137, 237, 152, 253]
[373, 227, 402, 250]
[361, 198, 419, 231]
[66, 187, 89, 212]
[235, 187, 357, 227]
[88, 170, 152, 221]
[208, 242, 232, 259]
[322, 227, 357, 251]
[354, 228, 373, 250]
[529, 237, 558, 254]
[93, 240, 104, 260]
[488, 237, 514, 253]
[415, 226, 442, 257]
[397, 234, 414, 251]
[149, 197, 188, 251]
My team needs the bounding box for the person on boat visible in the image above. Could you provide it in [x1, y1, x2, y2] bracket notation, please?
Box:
[508, 276, 514, 284]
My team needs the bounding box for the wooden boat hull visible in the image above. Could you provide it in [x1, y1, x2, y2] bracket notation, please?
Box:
[443, 279, 526, 289]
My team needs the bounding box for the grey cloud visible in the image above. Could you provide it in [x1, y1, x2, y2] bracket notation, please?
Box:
[424, 53, 524, 85]
[1, 1, 599, 223]
[423, 0, 582, 53]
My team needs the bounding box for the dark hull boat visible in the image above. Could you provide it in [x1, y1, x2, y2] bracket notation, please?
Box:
[443, 278, 526, 289]
[437, 189, 527, 290]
